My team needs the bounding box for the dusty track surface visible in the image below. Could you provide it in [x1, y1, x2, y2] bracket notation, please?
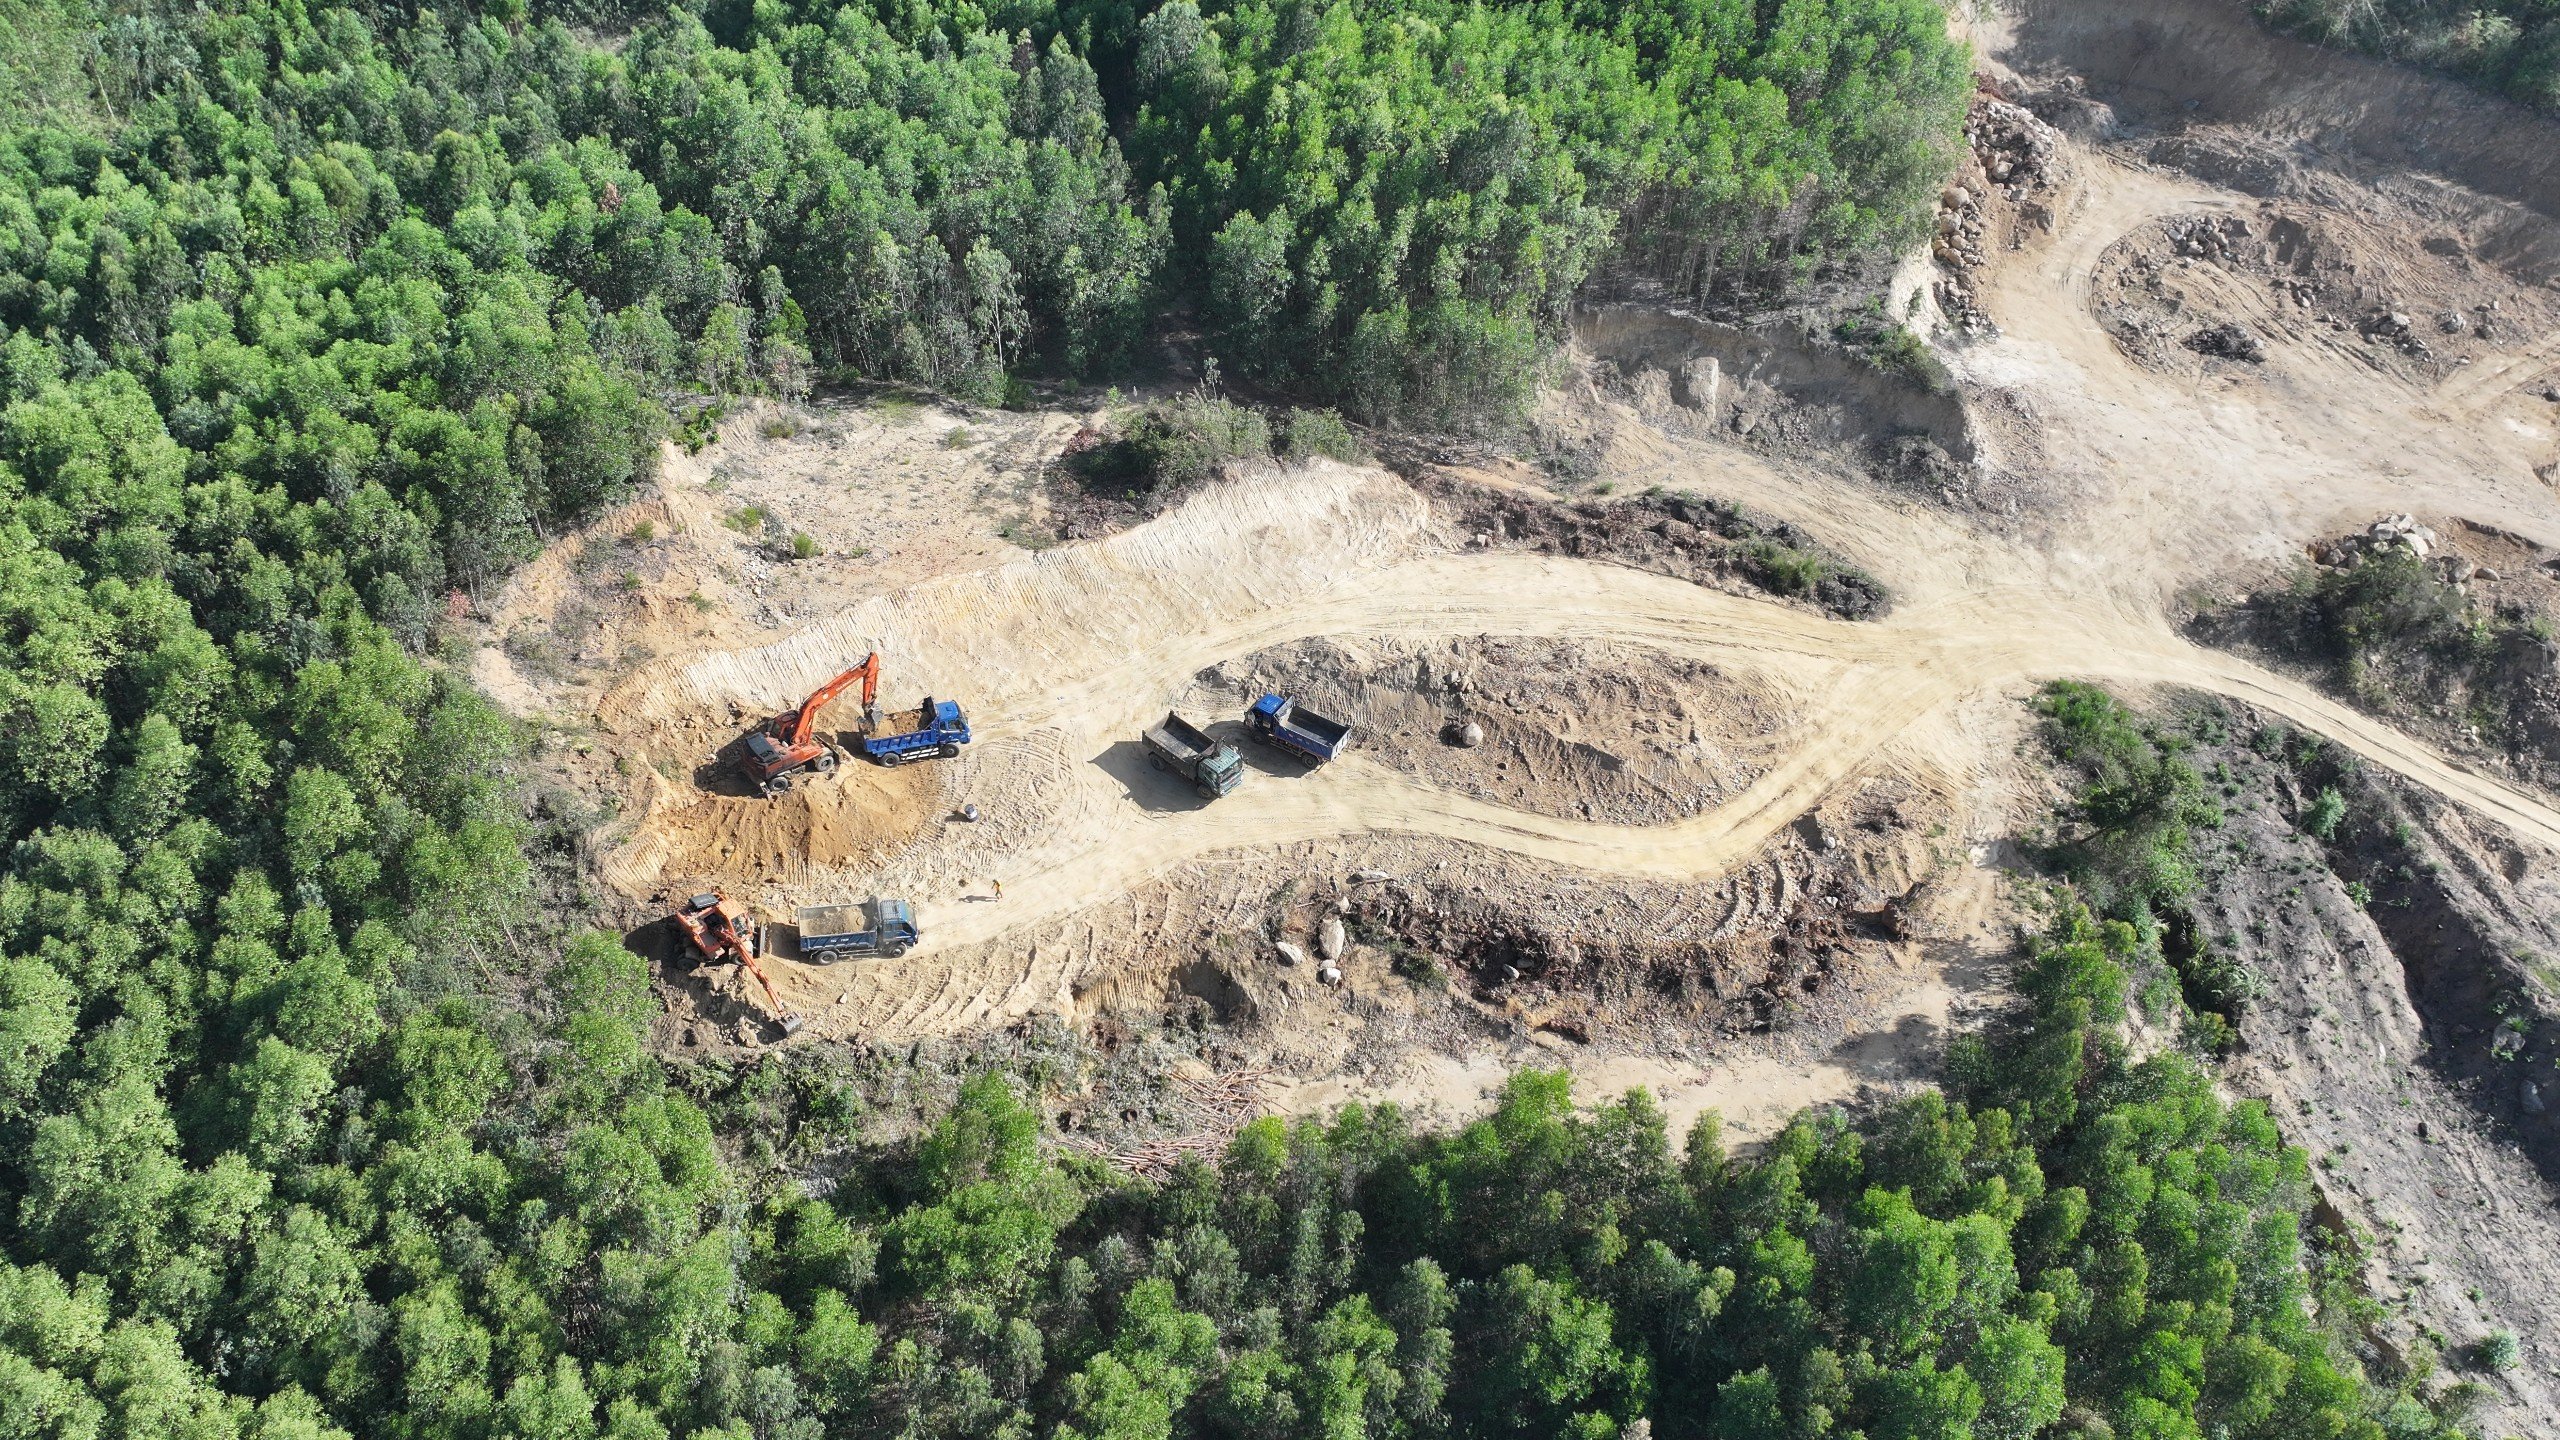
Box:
[598, 460, 2560, 965]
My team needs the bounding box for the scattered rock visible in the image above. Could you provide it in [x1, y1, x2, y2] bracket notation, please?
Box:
[2184, 322, 2266, 363]
[1453, 720, 1486, 748]
[2527, 1080, 2548, 1117]
[1351, 868, 1392, 884]
[1275, 942, 1308, 967]
[1318, 916, 1347, 962]
[2364, 513, 2438, 560]
[1317, 962, 1343, 987]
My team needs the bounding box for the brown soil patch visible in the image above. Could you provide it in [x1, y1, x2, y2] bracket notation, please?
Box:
[604, 759, 942, 905]
[1191, 635, 1794, 826]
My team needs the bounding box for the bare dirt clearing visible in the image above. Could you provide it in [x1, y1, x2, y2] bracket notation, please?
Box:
[1190, 636, 1796, 826]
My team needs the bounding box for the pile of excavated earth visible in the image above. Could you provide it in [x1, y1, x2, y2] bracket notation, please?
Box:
[464, 0, 2560, 1425]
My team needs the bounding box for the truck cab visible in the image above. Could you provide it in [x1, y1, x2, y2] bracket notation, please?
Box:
[1195, 745, 1244, 795]
[1143, 712, 1244, 798]
[796, 897, 920, 963]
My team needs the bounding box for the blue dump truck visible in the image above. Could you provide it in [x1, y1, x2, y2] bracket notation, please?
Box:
[1144, 712, 1245, 799]
[1246, 694, 1352, 765]
[862, 698, 971, 766]
[796, 898, 919, 963]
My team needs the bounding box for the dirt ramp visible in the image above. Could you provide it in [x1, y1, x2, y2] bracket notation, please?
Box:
[2002, 0, 2560, 238]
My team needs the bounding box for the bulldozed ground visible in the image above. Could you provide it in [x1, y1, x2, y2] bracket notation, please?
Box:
[465, 0, 2560, 1425]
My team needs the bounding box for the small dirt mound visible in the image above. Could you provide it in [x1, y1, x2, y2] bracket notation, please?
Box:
[1417, 470, 1890, 619]
[1193, 635, 1794, 826]
[2194, 515, 2560, 792]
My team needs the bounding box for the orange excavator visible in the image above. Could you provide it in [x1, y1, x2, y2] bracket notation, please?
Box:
[743, 654, 882, 795]
[672, 892, 804, 1037]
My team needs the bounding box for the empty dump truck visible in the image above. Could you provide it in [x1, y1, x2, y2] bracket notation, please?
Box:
[1143, 712, 1244, 799]
[1246, 693, 1352, 765]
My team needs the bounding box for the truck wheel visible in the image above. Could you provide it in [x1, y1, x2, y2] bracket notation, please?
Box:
[818, 949, 849, 966]
[1196, 783, 1216, 799]
[936, 743, 959, 759]
[1148, 754, 1166, 772]
[814, 753, 837, 773]
[884, 941, 910, 959]
[879, 751, 902, 768]
[769, 773, 793, 793]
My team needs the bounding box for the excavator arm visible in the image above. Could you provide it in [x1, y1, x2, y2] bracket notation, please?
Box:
[772, 653, 881, 747]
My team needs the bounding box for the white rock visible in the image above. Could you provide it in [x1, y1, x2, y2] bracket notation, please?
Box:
[1317, 963, 1343, 986]
[1318, 916, 1347, 962]
[1275, 942, 1308, 967]
[1456, 721, 1486, 748]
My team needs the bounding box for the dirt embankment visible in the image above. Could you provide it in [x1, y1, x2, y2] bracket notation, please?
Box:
[1190, 635, 1795, 826]
[2160, 701, 2560, 1419]
[2000, 0, 2560, 237]
[1571, 305, 1977, 488]
[1414, 470, 1892, 619]
[2194, 515, 2560, 791]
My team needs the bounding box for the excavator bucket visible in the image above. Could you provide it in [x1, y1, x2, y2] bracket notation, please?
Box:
[776, 1012, 805, 1038]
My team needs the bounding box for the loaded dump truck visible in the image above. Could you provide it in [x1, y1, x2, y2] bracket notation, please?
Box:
[863, 698, 971, 766]
[1144, 712, 1244, 799]
[1246, 693, 1351, 765]
[795, 898, 919, 962]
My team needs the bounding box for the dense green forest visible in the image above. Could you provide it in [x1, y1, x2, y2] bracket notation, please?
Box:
[2258, 0, 2560, 113]
[0, 0, 2490, 1437]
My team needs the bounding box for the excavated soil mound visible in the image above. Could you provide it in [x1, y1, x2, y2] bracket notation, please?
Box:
[601, 759, 942, 903]
[2194, 515, 2560, 792]
[1191, 636, 1796, 826]
[2091, 199, 2560, 378]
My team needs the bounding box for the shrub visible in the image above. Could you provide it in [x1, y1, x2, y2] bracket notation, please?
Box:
[1072, 394, 1272, 496]
[790, 532, 820, 561]
[2303, 786, 2347, 839]
[2476, 1329, 2521, 1371]
[628, 518, 657, 544]
[1274, 407, 1364, 464]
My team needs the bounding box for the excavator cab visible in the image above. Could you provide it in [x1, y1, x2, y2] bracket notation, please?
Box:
[670, 892, 804, 1038]
[744, 655, 879, 794]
